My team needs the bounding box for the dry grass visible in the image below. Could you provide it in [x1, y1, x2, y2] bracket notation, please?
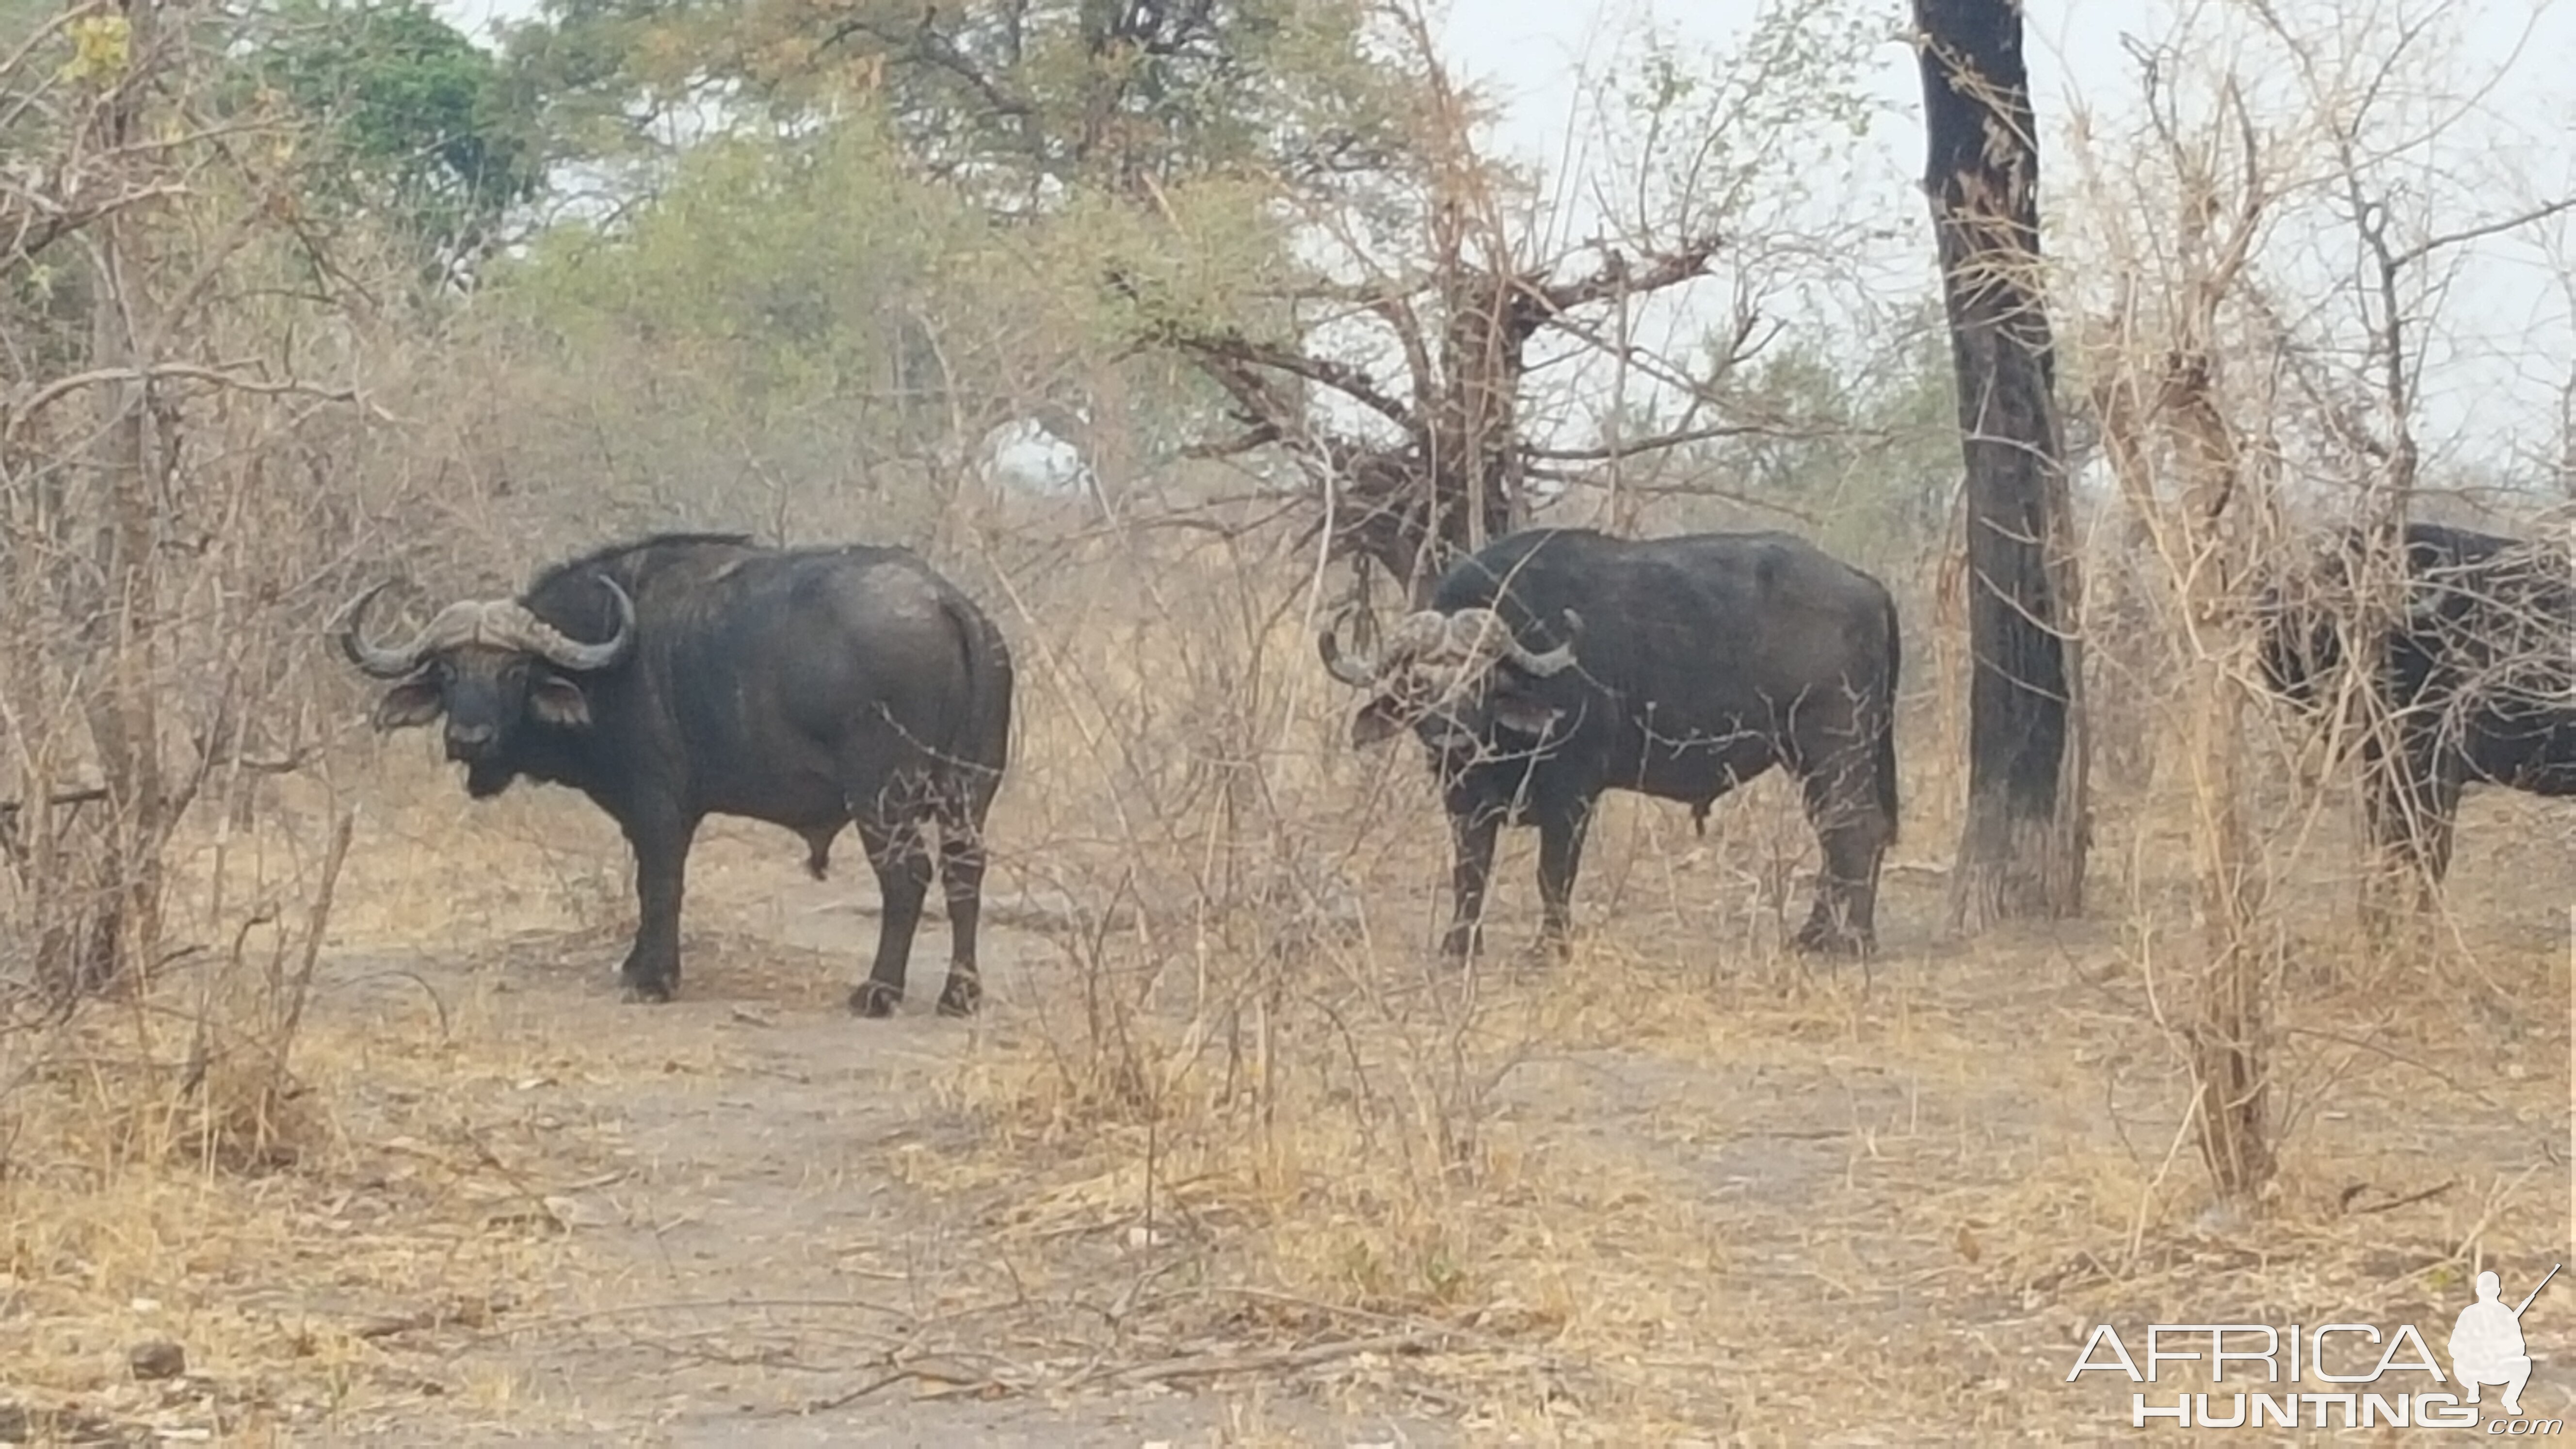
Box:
[1, 531, 2566, 1444]
[0, 764, 668, 1439]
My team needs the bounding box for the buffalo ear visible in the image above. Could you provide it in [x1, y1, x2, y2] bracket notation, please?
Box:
[529, 674, 593, 729]
[371, 678, 444, 732]
[1349, 697, 1407, 748]
[1488, 687, 1562, 738]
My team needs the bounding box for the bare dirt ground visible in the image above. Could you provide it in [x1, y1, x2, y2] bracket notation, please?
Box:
[285, 878, 1465, 1448]
[7, 735, 2572, 1446]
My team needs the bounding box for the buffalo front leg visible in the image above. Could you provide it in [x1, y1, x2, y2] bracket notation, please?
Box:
[1441, 805, 1503, 961]
[1532, 801, 1593, 961]
[618, 807, 700, 1002]
[851, 813, 935, 1018]
[932, 816, 988, 1017]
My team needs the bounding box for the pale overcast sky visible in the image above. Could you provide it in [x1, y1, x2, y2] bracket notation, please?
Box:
[435, 0, 2576, 479]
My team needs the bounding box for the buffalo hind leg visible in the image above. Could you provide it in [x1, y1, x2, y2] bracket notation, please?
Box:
[2360, 733, 2463, 921]
[1441, 806, 1504, 961]
[1533, 801, 1593, 962]
[932, 810, 988, 1017]
[618, 806, 700, 1003]
[851, 812, 935, 1018]
[1791, 760, 1888, 958]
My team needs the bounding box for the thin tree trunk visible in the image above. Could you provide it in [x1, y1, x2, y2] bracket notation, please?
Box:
[72, 0, 168, 992]
[1912, 0, 2088, 930]
[2100, 357, 2276, 1205]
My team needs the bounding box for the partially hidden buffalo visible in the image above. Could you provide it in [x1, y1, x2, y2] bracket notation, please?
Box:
[2260, 519, 2576, 890]
[336, 533, 1013, 1015]
[1320, 527, 1902, 958]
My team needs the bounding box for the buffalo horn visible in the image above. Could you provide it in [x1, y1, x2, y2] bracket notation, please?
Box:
[509, 577, 634, 672]
[336, 581, 425, 678]
[1505, 608, 1582, 676]
[1318, 604, 1378, 687]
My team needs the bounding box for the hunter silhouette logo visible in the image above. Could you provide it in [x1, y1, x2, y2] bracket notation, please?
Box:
[2451, 1264, 2557, 1417]
[2068, 1262, 2566, 1430]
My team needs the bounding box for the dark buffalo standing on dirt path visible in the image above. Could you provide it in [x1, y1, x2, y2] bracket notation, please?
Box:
[2259, 519, 2576, 890]
[1320, 527, 1903, 959]
[335, 533, 1013, 1016]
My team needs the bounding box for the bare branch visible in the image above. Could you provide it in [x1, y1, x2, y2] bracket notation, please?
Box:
[1526, 421, 1770, 462]
[3, 363, 361, 437]
[0, 787, 110, 820]
[1530, 235, 1722, 315]
[1138, 318, 1416, 432]
[2392, 195, 2576, 271]
[1178, 422, 1282, 460]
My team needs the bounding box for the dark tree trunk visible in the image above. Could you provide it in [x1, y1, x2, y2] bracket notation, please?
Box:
[1129, 223, 1716, 607]
[1912, 0, 2088, 928]
[1341, 268, 1540, 602]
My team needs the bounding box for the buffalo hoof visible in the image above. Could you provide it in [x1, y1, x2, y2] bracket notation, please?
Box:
[935, 980, 981, 1018]
[1790, 924, 1871, 960]
[849, 982, 902, 1018]
[621, 977, 676, 1004]
[1494, 939, 1562, 979]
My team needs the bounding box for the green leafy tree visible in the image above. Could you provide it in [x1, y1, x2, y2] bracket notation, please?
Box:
[1694, 311, 1959, 567]
[502, 117, 953, 413]
[476, 109, 1255, 534]
[497, 0, 1412, 209]
[473, 0, 1411, 521]
[241, 0, 549, 275]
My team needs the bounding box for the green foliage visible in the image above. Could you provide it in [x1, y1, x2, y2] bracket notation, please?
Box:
[1610, 0, 1889, 238]
[495, 0, 1414, 207]
[1693, 308, 1960, 567]
[475, 0, 1399, 497]
[239, 0, 548, 270]
[476, 105, 1255, 532]
[502, 116, 953, 414]
[458, 0, 1926, 561]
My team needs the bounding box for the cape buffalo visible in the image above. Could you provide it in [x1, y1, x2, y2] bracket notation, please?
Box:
[1321, 527, 1902, 959]
[2260, 519, 2576, 890]
[335, 533, 1013, 1015]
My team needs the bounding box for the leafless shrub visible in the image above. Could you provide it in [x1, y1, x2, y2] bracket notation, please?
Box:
[0, 0, 441, 1177]
[2059, 0, 2575, 1212]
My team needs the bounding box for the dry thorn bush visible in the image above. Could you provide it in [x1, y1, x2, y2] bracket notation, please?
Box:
[2045, 0, 2574, 1259]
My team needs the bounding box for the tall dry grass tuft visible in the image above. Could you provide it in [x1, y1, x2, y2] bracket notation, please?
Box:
[925, 516, 1503, 1311]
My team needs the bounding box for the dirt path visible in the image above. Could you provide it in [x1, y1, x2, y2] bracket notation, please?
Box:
[291, 830, 1469, 1447]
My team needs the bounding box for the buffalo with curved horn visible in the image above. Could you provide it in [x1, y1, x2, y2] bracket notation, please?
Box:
[1318, 604, 1584, 726]
[336, 533, 1014, 1016]
[1322, 527, 1901, 961]
[339, 580, 635, 681]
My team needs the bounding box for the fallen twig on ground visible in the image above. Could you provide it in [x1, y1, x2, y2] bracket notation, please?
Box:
[804, 1358, 1023, 1412]
[1060, 1331, 1444, 1393]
